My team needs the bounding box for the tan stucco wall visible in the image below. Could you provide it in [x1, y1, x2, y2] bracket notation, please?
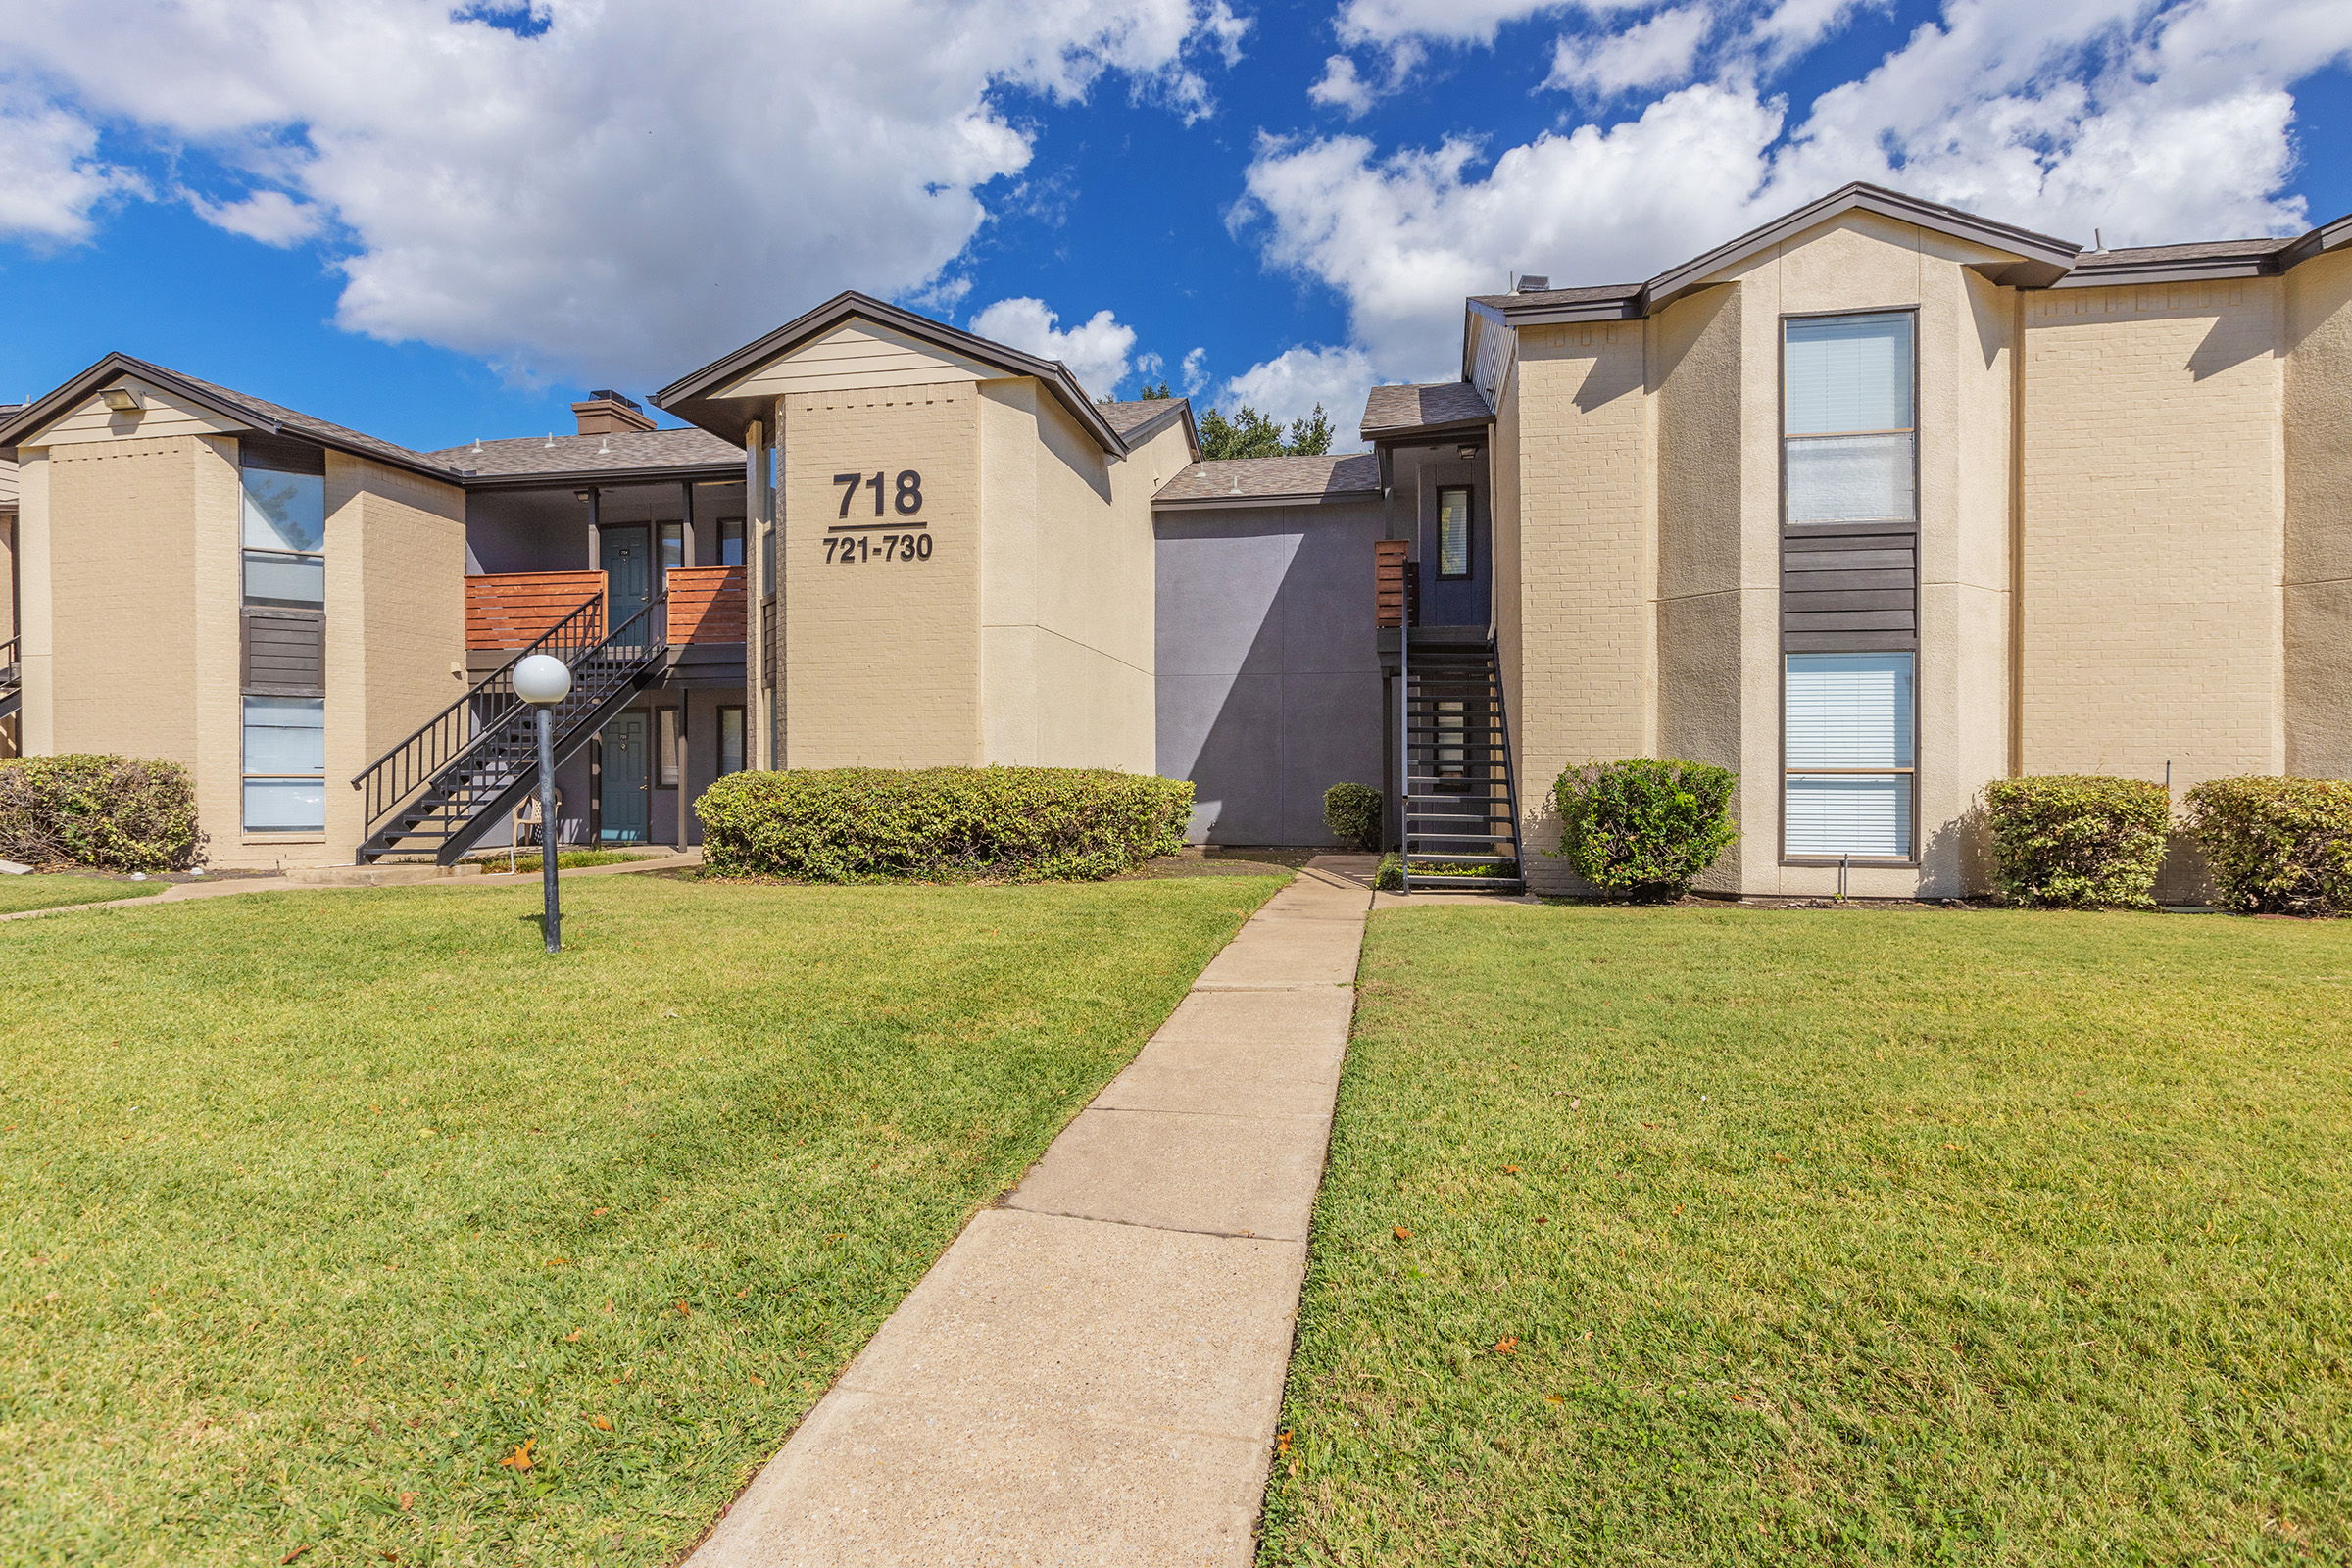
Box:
[779, 386, 983, 767]
[2284, 248, 2352, 779]
[2018, 277, 2287, 830]
[975, 380, 1156, 772]
[1508, 321, 1655, 893]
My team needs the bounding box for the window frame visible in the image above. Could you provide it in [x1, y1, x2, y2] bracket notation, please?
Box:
[716, 517, 746, 567]
[1434, 484, 1474, 581]
[241, 693, 327, 833]
[716, 705, 747, 777]
[1777, 307, 1923, 868]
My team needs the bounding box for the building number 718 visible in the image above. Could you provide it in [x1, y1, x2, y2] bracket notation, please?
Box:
[834, 470, 924, 517]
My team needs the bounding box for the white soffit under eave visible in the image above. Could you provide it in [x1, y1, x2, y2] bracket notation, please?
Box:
[21, 375, 251, 448]
[712, 319, 997, 400]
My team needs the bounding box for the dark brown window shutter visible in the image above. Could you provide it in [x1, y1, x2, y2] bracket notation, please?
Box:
[243, 608, 325, 695]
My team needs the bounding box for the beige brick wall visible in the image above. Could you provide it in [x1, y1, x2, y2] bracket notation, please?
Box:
[344, 455, 468, 863]
[2018, 280, 2287, 809]
[780, 387, 982, 767]
[2284, 248, 2352, 779]
[1509, 322, 1655, 893]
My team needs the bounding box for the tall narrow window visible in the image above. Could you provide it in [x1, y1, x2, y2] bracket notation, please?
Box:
[717, 706, 746, 776]
[717, 517, 745, 566]
[659, 706, 682, 787]
[1785, 653, 1914, 858]
[1784, 313, 1914, 526]
[241, 462, 326, 606]
[760, 521, 777, 595]
[1436, 486, 1472, 579]
[660, 521, 685, 570]
[243, 695, 325, 831]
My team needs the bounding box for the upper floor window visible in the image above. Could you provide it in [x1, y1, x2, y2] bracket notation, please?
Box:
[1783, 312, 1914, 527]
[717, 517, 745, 567]
[1436, 487, 1473, 579]
[241, 454, 326, 607]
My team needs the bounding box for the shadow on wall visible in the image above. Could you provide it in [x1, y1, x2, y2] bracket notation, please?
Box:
[1155, 508, 1388, 847]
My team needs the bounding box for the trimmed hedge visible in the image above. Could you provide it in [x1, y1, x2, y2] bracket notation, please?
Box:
[1373, 853, 1404, 892]
[2183, 775, 2352, 916]
[696, 765, 1194, 883]
[1547, 758, 1738, 901]
[0, 755, 201, 872]
[1983, 774, 2170, 909]
[1323, 782, 1381, 851]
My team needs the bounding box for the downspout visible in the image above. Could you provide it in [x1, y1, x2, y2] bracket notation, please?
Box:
[2009, 291, 2027, 778]
[743, 419, 765, 768]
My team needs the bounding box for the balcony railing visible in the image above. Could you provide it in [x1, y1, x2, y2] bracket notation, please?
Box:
[466, 571, 609, 651]
[1375, 540, 1418, 628]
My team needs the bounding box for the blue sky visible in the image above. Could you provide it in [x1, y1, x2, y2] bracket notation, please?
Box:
[3, 0, 2347, 456]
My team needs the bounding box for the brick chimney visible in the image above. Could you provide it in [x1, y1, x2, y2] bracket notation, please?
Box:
[572, 388, 655, 436]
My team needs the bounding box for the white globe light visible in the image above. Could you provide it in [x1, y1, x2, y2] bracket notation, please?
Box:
[514, 653, 573, 706]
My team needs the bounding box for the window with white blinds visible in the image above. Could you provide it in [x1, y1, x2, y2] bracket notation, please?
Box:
[1785, 652, 1914, 858]
[1436, 486, 1472, 579]
[1784, 312, 1914, 526]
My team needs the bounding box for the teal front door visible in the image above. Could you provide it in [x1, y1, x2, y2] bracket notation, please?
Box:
[600, 713, 649, 843]
[601, 526, 652, 637]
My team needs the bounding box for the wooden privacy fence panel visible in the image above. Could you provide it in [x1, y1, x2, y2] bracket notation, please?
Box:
[466, 571, 606, 650]
[668, 565, 747, 644]
[1375, 539, 1418, 628]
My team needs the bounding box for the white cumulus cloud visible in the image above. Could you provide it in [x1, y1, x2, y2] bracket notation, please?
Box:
[1547, 4, 1713, 95]
[1217, 344, 1377, 448]
[0, 0, 1242, 384]
[968, 297, 1139, 399]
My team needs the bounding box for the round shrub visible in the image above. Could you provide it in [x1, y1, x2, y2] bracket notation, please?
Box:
[1323, 781, 1381, 851]
[1546, 758, 1737, 901]
[1373, 852, 1404, 892]
[0, 754, 200, 871]
[1982, 774, 2169, 908]
[696, 765, 1194, 883]
[2183, 775, 2352, 916]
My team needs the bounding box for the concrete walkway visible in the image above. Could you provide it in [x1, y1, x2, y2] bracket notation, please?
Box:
[0, 848, 704, 923]
[687, 859, 1372, 1568]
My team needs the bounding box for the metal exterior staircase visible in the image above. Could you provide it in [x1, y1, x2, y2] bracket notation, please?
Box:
[351, 594, 668, 864]
[0, 635, 19, 723]
[1399, 631, 1525, 895]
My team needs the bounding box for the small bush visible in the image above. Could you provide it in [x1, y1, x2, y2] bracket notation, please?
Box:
[1323, 782, 1382, 851]
[697, 765, 1193, 883]
[2182, 775, 2352, 916]
[0, 755, 200, 871]
[1547, 758, 1737, 901]
[1982, 775, 2170, 908]
[1373, 853, 1404, 892]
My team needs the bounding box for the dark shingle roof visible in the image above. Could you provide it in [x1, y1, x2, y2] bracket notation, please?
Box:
[1465, 282, 1642, 311]
[1097, 397, 1189, 435]
[2082, 235, 2298, 267]
[1154, 454, 1381, 504]
[429, 427, 742, 481]
[160, 368, 453, 475]
[1360, 382, 1494, 439]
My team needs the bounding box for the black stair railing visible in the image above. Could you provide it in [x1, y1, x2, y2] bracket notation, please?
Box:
[351, 592, 608, 850]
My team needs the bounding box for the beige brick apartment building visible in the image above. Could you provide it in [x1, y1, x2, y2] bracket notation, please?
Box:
[1, 183, 2345, 897]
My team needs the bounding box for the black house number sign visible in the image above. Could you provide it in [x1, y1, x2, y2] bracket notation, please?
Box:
[825, 468, 931, 564]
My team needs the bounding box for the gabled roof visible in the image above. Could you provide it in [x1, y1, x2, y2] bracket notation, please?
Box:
[1097, 396, 1200, 457]
[656, 291, 1131, 457]
[1360, 381, 1494, 443]
[0, 353, 460, 482]
[1153, 453, 1382, 509]
[428, 427, 743, 489]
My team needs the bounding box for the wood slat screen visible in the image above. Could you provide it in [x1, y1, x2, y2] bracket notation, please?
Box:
[242, 608, 324, 695]
[466, 571, 606, 650]
[1375, 539, 1417, 629]
[1781, 523, 1917, 653]
[667, 565, 746, 644]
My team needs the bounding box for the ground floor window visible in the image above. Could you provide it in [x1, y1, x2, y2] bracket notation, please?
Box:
[658, 707, 682, 787]
[1785, 652, 1914, 858]
[717, 706, 745, 776]
[243, 696, 325, 831]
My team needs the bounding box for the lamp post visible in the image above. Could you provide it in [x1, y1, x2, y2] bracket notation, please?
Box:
[514, 653, 572, 954]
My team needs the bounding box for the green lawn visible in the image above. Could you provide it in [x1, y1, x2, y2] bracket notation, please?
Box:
[1261, 905, 2352, 1567]
[0, 873, 167, 914]
[0, 871, 1285, 1567]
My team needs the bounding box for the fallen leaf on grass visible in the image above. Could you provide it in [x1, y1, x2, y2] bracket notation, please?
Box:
[1494, 1337, 1518, 1355]
[1943, 1143, 1961, 1151]
[1274, 1430, 1292, 1456]
[564, 1330, 583, 1343]
[1535, 1216, 1548, 1225]
[398, 1493, 416, 1510]
[1502, 1165, 1520, 1174]
[602, 1299, 614, 1313]
[281, 1548, 311, 1565]
[1393, 1226, 1413, 1241]
[589, 1415, 613, 1431]
[591, 1206, 610, 1217]
[499, 1438, 536, 1471]
[676, 1300, 692, 1316]
[749, 1375, 765, 1387]
[544, 1258, 568, 1268]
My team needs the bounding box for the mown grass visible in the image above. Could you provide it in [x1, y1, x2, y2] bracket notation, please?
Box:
[1260, 905, 2352, 1567]
[0, 871, 1284, 1567]
[0, 874, 167, 914]
[461, 850, 662, 875]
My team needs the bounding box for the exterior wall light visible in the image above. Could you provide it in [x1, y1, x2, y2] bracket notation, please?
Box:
[100, 386, 143, 413]
[514, 653, 573, 953]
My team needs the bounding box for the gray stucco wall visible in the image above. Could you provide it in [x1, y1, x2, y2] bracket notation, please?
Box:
[1155, 500, 1389, 845]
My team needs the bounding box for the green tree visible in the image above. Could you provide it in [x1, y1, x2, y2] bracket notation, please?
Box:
[1134, 381, 1172, 400]
[1198, 401, 1334, 460]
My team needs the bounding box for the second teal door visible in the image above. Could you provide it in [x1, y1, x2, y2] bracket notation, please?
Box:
[601, 713, 649, 844]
